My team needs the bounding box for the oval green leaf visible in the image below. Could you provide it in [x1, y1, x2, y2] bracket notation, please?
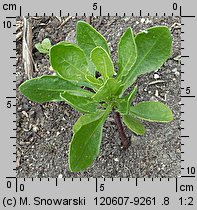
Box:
[90, 46, 115, 80]
[50, 44, 89, 84]
[69, 107, 111, 172]
[117, 27, 137, 80]
[130, 101, 173, 122]
[124, 26, 172, 90]
[76, 21, 110, 57]
[77, 21, 110, 75]
[123, 114, 145, 135]
[19, 75, 85, 103]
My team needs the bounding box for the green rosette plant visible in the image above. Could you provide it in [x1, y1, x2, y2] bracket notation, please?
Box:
[19, 21, 173, 172]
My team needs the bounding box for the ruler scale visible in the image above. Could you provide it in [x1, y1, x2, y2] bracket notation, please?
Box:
[1, 0, 196, 209]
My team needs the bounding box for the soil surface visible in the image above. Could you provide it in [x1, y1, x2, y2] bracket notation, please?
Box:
[16, 16, 181, 178]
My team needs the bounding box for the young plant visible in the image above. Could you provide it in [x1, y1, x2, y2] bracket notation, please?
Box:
[35, 38, 52, 54]
[19, 21, 173, 172]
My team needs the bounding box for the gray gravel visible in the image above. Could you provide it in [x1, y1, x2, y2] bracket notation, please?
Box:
[16, 16, 181, 178]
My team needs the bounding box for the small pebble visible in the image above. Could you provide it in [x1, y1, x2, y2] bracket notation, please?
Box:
[141, 18, 145, 23]
[114, 158, 119, 162]
[154, 74, 160, 79]
[145, 18, 152, 24]
[124, 17, 130, 22]
[155, 90, 159, 97]
[22, 110, 28, 118]
[33, 125, 39, 132]
[58, 174, 63, 178]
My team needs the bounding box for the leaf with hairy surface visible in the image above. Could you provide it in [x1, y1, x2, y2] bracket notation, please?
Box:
[91, 46, 115, 80]
[69, 107, 111, 172]
[130, 101, 173, 122]
[117, 27, 137, 80]
[123, 26, 172, 91]
[123, 114, 145, 135]
[19, 75, 87, 103]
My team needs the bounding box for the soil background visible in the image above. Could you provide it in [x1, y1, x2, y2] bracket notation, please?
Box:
[16, 16, 181, 178]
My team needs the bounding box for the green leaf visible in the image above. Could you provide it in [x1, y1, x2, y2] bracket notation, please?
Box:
[35, 38, 52, 54]
[76, 21, 110, 75]
[90, 46, 115, 80]
[77, 21, 110, 57]
[73, 110, 106, 134]
[123, 26, 172, 91]
[85, 74, 103, 89]
[41, 38, 52, 50]
[69, 107, 111, 172]
[123, 114, 145, 135]
[116, 86, 137, 115]
[130, 101, 173, 122]
[117, 27, 137, 80]
[60, 91, 98, 113]
[19, 75, 85, 103]
[56, 41, 72, 47]
[35, 43, 47, 54]
[50, 44, 89, 84]
[92, 78, 122, 102]
[65, 89, 94, 98]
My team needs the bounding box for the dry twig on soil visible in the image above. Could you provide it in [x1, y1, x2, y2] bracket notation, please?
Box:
[22, 17, 33, 79]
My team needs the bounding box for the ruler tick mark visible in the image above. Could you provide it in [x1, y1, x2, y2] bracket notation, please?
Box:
[181, 95, 195, 98]
[6, 17, 16, 19]
[20, 6, 22, 16]
[181, 15, 195, 18]
[175, 178, 178, 192]
[95, 178, 98, 192]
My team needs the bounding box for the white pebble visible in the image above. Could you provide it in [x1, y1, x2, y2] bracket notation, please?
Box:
[145, 18, 152, 24]
[22, 110, 28, 118]
[114, 158, 119, 162]
[124, 17, 130, 22]
[141, 18, 145, 23]
[32, 125, 39, 132]
[155, 90, 159, 97]
[172, 68, 178, 72]
[154, 74, 160, 79]
[58, 174, 63, 178]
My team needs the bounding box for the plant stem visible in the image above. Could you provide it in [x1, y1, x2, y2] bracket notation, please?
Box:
[113, 110, 129, 150]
